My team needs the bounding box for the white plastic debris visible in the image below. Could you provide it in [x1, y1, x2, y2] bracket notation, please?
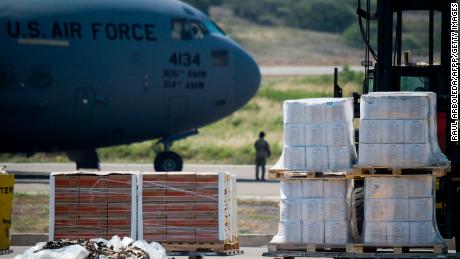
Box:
[107, 235, 123, 252]
[121, 236, 134, 248]
[132, 240, 167, 259]
[14, 243, 89, 259]
[89, 238, 108, 246]
[14, 236, 167, 259]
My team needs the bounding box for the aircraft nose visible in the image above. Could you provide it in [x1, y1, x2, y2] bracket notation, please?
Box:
[234, 49, 261, 106]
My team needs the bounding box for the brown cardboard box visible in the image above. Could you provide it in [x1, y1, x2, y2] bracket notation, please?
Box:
[167, 173, 195, 188]
[143, 203, 167, 214]
[79, 203, 108, 218]
[167, 202, 194, 212]
[144, 218, 167, 228]
[107, 188, 132, 203]
[55, 203, 79, 218]
[108, 203, 131, 218]
[79, 175, 107, 188]
[195, 217, 219, 228]
[194, 188, 218, 202]
[167, 187, 196, 202]
[55, 218, 78, 228]
[55, 175, 79, 188]
[139, 172, 238, 245]
[195, 227, 219, 242]
[79, 188, 107, 203]
[51, 172, 137, 241]
[107, 175, 132, 188]
[143, 188, 167, 202]
[108, 218, 132, 229]
[55, 189, 79, 203]
[79, 219, 108, 230]
[194, 202, 218, 213]
[167, 228, 195, 242]
[166, 218, 195, 228]
[143, 173, 167, 186]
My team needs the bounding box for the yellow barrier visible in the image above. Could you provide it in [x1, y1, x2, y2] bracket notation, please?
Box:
[0, 174, 14, 250]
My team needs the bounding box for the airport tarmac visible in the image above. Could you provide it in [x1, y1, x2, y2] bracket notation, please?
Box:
[3, 163, 280, 199]
[260, 65, 363, 76]
[1, 246, 329, 259]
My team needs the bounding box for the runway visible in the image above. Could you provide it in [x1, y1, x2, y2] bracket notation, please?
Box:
[260, 65, 363, 76]
[3, 163, 280, 199]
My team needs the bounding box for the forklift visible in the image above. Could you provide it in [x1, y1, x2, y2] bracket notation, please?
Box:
[262, 1, 459, 258]
[334, 0, 460, 251]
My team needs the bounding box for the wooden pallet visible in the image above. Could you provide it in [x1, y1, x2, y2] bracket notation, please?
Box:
[160, 240, 240, 252]
[349, 243, 447, 254]
[263, 251, 458, 259]
[167, 249, 243, 257]
[267, 243, 349, 253]
[351, 164, 451, 177]
[268, 169, 353, 180]
[265, 243, 449, 258]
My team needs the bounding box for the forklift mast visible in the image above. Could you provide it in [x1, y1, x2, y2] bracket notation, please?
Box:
[355, 0, 460, 247]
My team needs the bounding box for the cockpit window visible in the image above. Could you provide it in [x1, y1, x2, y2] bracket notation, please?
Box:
[171, 18, 208, 40]
[171, 18, 191, 40]
[190, 20, 208, 39]
[204, 20, 226, 36]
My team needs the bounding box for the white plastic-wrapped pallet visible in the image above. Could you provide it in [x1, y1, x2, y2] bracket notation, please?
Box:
[359, 92, 449, 167]
[275, 98, 357, 172]
[363, 175, 444, 245]
[272, 179, 352, 245]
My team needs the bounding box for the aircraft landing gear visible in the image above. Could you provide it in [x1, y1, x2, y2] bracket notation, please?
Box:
[67, 149, 100, 170]
[154, 151, 183, 172]
[153, 129, 198, 172]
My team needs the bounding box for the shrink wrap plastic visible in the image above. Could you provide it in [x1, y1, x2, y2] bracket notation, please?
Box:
[50, 171, 238, 245]
[272, 179, 352, 244]
[49, 171, 138, 241]
[276, 98, 357, 172]
[363, 176, 444, 245]
[138, 172, 238, 243]
[359, 92, 449, 167]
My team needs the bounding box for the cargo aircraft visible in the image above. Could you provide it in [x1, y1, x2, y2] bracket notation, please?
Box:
[0, 0, 261, 171]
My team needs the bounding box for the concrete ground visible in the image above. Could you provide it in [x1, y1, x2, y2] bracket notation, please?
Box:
[4, 163, 280, 198]
[4, 246, 317, 259]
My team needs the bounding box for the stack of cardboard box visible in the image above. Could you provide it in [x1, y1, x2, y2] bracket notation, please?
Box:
[138, 172, 237, 244]
[141, 172, 167, 242]
[272, 179, 351, 244]
[279, 98, 357, 171]
[359, 92, 448, 167]
[363, 175, 443, 245]
[50, 172, 137, 240]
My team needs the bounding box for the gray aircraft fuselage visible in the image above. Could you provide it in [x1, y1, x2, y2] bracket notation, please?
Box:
[0, 0, 260, 153]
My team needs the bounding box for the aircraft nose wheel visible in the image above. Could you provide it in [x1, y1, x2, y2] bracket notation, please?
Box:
[154, 151, 183, 172]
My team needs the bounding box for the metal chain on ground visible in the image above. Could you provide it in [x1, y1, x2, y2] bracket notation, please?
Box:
[33, 239, 150, 259]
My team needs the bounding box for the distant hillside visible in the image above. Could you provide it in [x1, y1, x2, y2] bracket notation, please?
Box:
[210, 7, 364, 66]
[183, 0, 439, 66]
